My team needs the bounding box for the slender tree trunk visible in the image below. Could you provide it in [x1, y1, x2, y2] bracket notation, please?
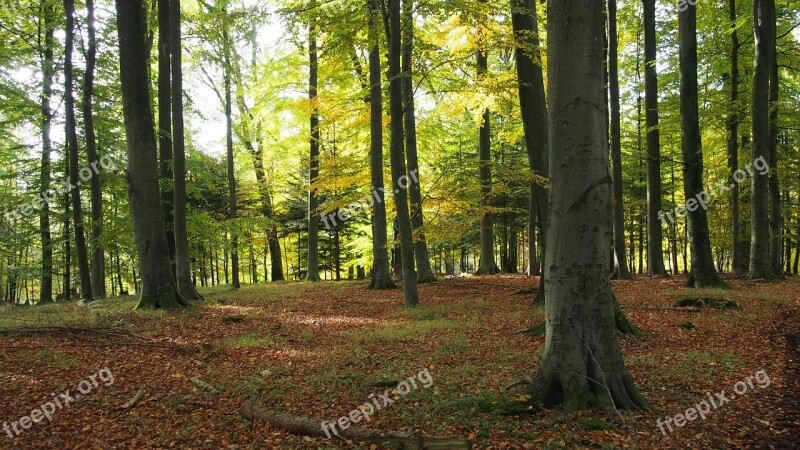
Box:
[527, 0, 647, 411]
[64, 0, 93, 301]
[607, 0, 631, 280]
[401, 0, 435, 283]
[388, 0, 419, 307]
[476, 34, 498, 275]
[511, 0, 549, 303]
[642, 0, 666, 275]
[367, 0, 395, 291]
[768, 42, 781, 275]
[749, 0, 774, 280]
[223, 29, 240, 289]
[170, 0, 202, 299]
[158, 0, 176, 267]
[39, 0, 56, 304]
[678, 2, 725, 288]
[115, 0, 186, 308]
[305, 9, 321, 282]
[726, 0, 743, 276]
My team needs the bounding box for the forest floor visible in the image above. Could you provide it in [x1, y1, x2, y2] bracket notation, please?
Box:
[0, 275, 798, 449]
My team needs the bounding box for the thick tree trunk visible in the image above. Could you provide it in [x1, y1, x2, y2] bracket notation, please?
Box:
[115, 0, 186, 309]
[64, 0, 93, 301]
[367, 0, 395, 290]
[727, 0, 743, 276]
[511, 0, 549, 304]
[388, 0, 419, 307]
[527, 0, 647, 411]
[678, 3, 725, 288]
[157, 0, 176, 269]
[749, 0, 774, 280]
[607, 0, 631, 280]
[402, 0, 435, 284]
[306, 11, 321, 282]
[39, 0, 56, 304]
[642, 0, 666, 276]
[171, 0, 202, 300]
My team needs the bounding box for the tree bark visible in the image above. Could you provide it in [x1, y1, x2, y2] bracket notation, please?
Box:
[64, 0, 93, 301]
[39, 0, 56, 303]
[115, 0, 186, 309]
[768, 38, 781, 275]
[678, 2, 725, 288]
[607, 0, 631, 280]
[511, 0, 549, 303]
[367, 0, 395, 290]
[526, 0, 648, 411]
[306, 8, 321, 282]
[749, 0, 774, 280]
[158, 0, 176, 270]
[223, 28, 241, 289]
[727, 0, 743, 275]
[388, 0, 419, 307]
[476, 35, 498, 275]
[642, 0, 666, 276]
[171, 0, 202, 300]
[402, 0, 435, 284]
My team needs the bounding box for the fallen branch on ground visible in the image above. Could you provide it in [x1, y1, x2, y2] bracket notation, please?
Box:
[122, 389, 145, 409]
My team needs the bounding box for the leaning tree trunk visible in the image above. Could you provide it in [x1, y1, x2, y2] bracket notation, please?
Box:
[511, 0, 549, 304]
[388, 0, 419, 307]
[608, 0, 631, 280]
[305, 9, 321, 282]
[367, 0, 395, 290]
[526, 0, 648, 411]
[476, 36, 498, 275]
[678, 2, 725, 288]
[749, 0, 774, 280]
[402, 0, 435, 284]
[39, 0, 56, 304]
[642, 0, 666, 276]
[727, 0, 742, 276]
[64, 0, 93, 302]
[170, 0, 202, 300]
[115, 0, 186, 309]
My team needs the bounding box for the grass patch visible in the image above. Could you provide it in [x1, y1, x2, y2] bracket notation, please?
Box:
[224, 334, 285, 348]
[17, 349, 77, 369]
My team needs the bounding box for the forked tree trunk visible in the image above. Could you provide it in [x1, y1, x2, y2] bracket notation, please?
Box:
[402, 0, 435, 284]
[678, 2, 725, 288]
[511, 0, 549, 303]
[527, 0, 647, 411]
[388, 0, 419, 307]
[115, 0, 186, 309]
[642, 0, 666, 276]
[367, 0, 395, 291]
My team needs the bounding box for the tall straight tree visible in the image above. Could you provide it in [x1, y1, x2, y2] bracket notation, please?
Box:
[388, 0, 419, 307]
[749, 0, 775, 279]
[115, 0, 187, 308]
[401, 0, 435, 283]
[83, 0, 105, 298]
[642, 0, 666, 275]
[170, 0, 202, 299]
[64, 0, 93, 301]
[39, 0, 56, 303]
[158, 0, 176, 266]
[727, 0, 743, 274]
[367, 0, 395, 290]
[305, 6, 321, 282]
[678, 1, 725, 288]
[608, 0, 631, 280]
[510, 0, 549, 301]
[476, 8, 498, 275]
[223, 27, 241, 289]
[768, 35, 781, 274]
[527, 0, 647, 410]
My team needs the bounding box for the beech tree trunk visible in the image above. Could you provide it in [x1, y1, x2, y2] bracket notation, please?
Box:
[305, 9, 321, 282]
[115, 0, 186, 309]
[768, 44, 781, 275]
[727, 0, 743, 275]
[476, 30, 498, 275]
[388, 0, 419, 307]
[749, 0, 774, 280]
[157, 0, 176, 267]
[367, 0, 395, 290]
[64, 0, 93, 301]
[526, 0, 648, 411]
[642, 0, 666, 276]
[39, 0, 56, 303]
[678, 2, 725, 288]
[511, 0, 549, 303]
[223, 28, 241, 289]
